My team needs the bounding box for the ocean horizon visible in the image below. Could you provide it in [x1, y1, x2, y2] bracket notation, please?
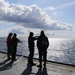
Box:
[0, 37, 75, 65]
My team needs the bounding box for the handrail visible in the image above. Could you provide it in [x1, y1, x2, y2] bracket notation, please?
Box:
[0, 51, 75, 67]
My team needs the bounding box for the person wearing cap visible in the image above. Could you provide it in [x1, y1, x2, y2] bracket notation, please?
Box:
[12, 33, 22, 62]
[28, 32, 37, 66]
[37, 31, 49, 68]
[7, 33, 13, 60]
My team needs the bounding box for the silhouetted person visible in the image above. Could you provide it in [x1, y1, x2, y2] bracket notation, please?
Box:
[37, 31, 49, 68]
[6, 33, 13, 60]
[12, 33, 22, 62]
[28, 32, 37, 66]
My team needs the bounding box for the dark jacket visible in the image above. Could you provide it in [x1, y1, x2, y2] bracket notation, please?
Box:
[37, 35, 49, 49]
[12, 37, 20, 47]
[7, 36, 12, 46]
[28, 36, 36, 48]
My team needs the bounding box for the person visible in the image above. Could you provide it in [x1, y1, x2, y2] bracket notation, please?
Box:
[37, 31, 49, 68]
[12, 33, 22, 62]
[6, 33, 13, 60]
[28, 32, 37, 66]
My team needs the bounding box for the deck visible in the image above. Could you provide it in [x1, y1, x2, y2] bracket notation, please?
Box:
[0, 52, 75, 75]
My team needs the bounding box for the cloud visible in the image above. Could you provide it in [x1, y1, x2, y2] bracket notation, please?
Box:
[52, 11, 64, 17]
[0, 0, 73, 30]
[9, 26, 25, 34]
[44, 7, 55, 11]
[45, 1, 75, 11]
[7, 25, 57, 37]
[0, 25, 28, 37]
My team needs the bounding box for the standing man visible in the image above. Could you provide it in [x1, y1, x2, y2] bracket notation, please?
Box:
[12, 33, 22, 62]
[37, 31, 49, 68]
[7, 33, 13, 60]
[28, 32, 37, 66]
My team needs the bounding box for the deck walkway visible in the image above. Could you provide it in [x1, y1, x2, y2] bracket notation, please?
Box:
[0, 53, 75, 75]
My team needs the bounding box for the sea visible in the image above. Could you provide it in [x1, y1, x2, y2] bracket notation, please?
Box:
[0, 37, 75, 65]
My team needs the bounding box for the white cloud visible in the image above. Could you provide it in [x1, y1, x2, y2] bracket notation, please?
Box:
[52, 11, 64, 17]
[0, 25, 27, 37]
[9, 26, 25, 34]
[44, 7, 55, 11]
[0, 28, 10, 37]
[44, 1, 75, 17]
[45, 1, 75, 11]
[0, 0, 73, 31]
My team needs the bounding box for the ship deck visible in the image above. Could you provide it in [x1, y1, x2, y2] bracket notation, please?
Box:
[0, 52, 75, 75]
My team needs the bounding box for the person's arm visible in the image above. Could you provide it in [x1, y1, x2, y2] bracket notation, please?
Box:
[45, 37, 49, 48]
[33, 36, 38, 40]
[47, 38, 49, 47]
[17, 38, 22, 43]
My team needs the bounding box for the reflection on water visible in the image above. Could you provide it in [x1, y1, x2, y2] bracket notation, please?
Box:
[0, 37, 75, 65]
[48, 38, 75, 65]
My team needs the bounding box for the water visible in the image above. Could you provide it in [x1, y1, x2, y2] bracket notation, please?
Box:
[0, 37, 75, 65]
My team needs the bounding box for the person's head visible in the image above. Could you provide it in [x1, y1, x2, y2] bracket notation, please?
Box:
[40, 30, 45, 36]
[9, 33, 13, 37]
[14, 33, 17, 37]
[30, 32, 34, 36]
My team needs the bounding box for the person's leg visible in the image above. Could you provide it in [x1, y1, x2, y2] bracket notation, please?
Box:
[39, 52, 42, 65]
[14, 47, 17, 60]
[28, 49, 31, 64]
[7, 46, 11, 59]
[43, 49, 47, 66]
[12, 47, 17, 61]
[9, 46, 12, 59]
[28, 47, 35, 66]
[12, 47, 14, 61]
[10, 46, 12, 57]
[37, 49, 42, 67]
[31, 47, 34, 64]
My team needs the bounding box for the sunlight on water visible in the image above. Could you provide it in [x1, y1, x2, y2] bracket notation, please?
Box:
[47, 38, 75, 64]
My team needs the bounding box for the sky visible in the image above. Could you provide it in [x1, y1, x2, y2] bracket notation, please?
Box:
[0, 0, 75, 37]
